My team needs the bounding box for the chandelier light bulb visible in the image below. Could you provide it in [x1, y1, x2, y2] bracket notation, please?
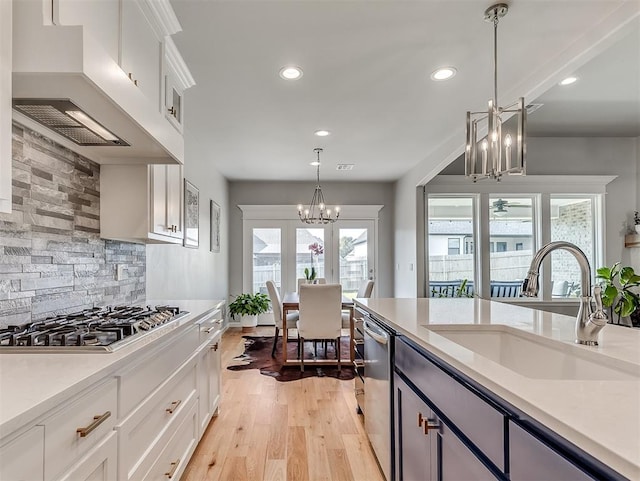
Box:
[481, 139, 488, 151]
[504, 134, 512, 147]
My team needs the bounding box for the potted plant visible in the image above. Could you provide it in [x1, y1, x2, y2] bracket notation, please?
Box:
[303, 266, 317, 283]
[596, 263, 640, 327]
[228, 292, 270, 330]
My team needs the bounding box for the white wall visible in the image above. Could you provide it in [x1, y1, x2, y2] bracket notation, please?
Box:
[146, 134, 229, 301]
[228, 181, 395, 299]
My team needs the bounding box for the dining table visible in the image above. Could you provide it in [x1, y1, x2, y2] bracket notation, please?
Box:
[281, 291, 355, 366]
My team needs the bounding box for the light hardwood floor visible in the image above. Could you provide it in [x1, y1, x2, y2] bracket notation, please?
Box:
[183, 327, 385, 481]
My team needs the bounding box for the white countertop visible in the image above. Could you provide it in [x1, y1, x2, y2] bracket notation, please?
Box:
[355, 298, 640, 480]
[0, 300, 224, 439]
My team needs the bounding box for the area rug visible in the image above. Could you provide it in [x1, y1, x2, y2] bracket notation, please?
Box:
[227, 335, 355, 382]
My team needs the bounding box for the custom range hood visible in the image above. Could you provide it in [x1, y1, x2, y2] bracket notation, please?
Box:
[12, 0, 187, 165]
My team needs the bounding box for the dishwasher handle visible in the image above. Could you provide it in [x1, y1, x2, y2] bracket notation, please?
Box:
[363, 320, 388, 345]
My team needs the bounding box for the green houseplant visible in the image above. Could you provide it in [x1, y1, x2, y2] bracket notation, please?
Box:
[228, 292, 270, 330]
[596, 263, 640, 326]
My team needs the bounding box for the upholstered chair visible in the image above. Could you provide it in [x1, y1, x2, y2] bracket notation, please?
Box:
[266, 280, 299, 358]
[342, 280, 374, 327]
[296, 284, 342, 372]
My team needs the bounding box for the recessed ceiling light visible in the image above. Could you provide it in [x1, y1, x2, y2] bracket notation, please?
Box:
[314, 130, 331, 137]
[430, 67, 457, 81]
[279, 65, 303, 80]
[559, 76, 578, 86]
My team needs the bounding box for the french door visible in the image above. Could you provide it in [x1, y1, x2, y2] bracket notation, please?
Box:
[246, 220, 376, 297]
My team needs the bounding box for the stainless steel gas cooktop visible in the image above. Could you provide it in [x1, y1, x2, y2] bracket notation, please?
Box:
[0, 305, 189, 353]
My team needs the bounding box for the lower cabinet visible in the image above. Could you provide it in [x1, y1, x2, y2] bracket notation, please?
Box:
[0, 309, 225, 481]
[394, 373, 497, 481]
[57, 432, 118, 481]
[394, 336, 623, 481]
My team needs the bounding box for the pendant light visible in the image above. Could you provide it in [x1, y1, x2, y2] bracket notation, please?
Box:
[465, 3, 526, 182]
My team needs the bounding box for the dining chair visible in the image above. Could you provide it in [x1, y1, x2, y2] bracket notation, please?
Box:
[266, 280, 299, 358]
[342, 279, 374, 327]
[297, 284, 342, 372]
[297, 277, 326, 292]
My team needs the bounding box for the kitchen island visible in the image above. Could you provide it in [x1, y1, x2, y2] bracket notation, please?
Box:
[0, 299, 225, 481]
[355, 298, 640, 480]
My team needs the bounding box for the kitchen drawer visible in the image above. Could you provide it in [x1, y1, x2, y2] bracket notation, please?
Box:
[0, 425, 44, 481]
[196, 310, 223, 342]
[42, 378, 117, 481]
[136, 396, 198, 481]
[119, 325, 199, 416]
[117, 356, 197, 481]
[56, 431, 117, 481]
[395, 338, 505, 472]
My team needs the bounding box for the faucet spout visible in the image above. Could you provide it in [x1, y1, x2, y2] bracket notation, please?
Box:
[521, 241, 607, 346]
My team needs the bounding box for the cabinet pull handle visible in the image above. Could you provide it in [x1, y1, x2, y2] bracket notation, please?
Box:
[127, 72, 138, 86]
[166, 400, 182, 414]
[354, 388, 364, 395]
[76, 411, 111, 438]
[211, 342, 219, 351]
[417, 412, 424, 427]
[352, 338, 364, 346]
[352, 360, 364, 369]
[165, 458, 180, 478]
[168, 106, 176, 117]
[423, 419, 440, 435]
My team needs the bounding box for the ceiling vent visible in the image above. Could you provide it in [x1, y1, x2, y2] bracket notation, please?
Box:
[526, 103, 544, 114]
[336, 164, 354, 171]
[12, 99, 129, 146]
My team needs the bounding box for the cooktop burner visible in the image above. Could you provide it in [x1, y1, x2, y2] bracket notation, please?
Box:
[0, 305, 188, 353]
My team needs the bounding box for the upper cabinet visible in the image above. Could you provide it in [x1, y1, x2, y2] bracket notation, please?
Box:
[12, 0, 194, 166]
[0, 0, 11, 213]
[163, 38, 196, 133]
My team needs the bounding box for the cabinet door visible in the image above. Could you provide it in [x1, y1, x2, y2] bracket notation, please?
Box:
[151, 165, 182, 239]
[0, 426, 44, 481]
[164, 66, 184, 132]
[208, 333, 222, 416]
[120, 0, 161, 108]
[439, 421, 498, 481]
[394, 374, 435, 481]
[166, 164, 183, 239]
[57, 432, 117, 481]
[509, 422, 592, 481]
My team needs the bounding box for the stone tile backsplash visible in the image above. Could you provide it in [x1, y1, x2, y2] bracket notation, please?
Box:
[0, 123, 145, 327]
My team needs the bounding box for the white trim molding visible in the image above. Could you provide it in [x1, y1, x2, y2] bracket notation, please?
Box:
[238, 204, 383, 221]
[427, 175, 617, 194]
[164, 37, 196, 90]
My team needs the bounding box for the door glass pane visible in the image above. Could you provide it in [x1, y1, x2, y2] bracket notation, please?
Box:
[252, 228, 281, 294]
[339, 228, 368, 298]
[296, 228, 325, 282]
[550, 197, 594, 298]
[489, 197, 533, 298]
[427, 197, 475, 297]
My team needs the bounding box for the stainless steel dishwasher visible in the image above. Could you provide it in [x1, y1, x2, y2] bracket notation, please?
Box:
[363, 312, 394, 481]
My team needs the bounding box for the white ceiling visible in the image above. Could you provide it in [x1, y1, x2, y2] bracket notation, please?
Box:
[170, 1, 640, 182]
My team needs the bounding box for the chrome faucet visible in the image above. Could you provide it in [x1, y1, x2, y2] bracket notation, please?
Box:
[521, 241, 607, 346]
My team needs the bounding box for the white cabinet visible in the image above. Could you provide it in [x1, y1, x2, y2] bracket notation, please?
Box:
[0, 426, 44, 481]
[120, 0, 162, 108]
[0, 0, 12, 213]
[163, 38, 196, 133]
[12, 0, 193, 165]
[56, 432, 118, 481]
[100, 164, 183, 244]
[197, 330, 222, 434]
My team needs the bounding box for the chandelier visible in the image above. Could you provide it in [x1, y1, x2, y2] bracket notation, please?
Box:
[465, 3, 526, 182]
[297, 148, 340, 224]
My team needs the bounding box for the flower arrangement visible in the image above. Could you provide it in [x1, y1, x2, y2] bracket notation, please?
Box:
[308, 242, 324, 256]
[305, 242, 324, 281]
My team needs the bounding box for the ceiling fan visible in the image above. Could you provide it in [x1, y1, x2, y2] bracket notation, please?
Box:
[491, 199, 529, 216]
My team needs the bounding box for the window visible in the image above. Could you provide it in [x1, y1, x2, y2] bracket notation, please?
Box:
[425, 178, 608, 302]
[550, 196, 595, 297]
[427, 197, 475, 296]
[447, 238, 460, 255]
[252, 228, 281, 294]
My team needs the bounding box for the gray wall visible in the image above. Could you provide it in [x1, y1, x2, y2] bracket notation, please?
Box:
[228, 181, 395, 299]
[146, 128, 229, 301]
[0, 123, 145, 327]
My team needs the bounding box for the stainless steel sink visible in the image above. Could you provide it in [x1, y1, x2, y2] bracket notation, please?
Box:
[428, 325, 639, 381]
